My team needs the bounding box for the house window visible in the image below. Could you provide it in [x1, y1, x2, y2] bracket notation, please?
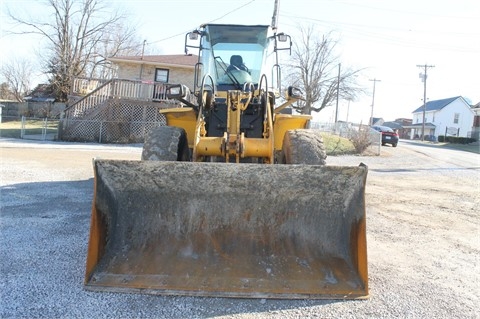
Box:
[453, 113, 459, 124]
[155, 68, 169, 83]
[153, 69, 169, 100]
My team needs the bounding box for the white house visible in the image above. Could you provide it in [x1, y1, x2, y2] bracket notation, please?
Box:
[409, 96, 474, 140]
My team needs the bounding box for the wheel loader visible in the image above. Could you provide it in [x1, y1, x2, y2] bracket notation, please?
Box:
[85, 23, 369, 299]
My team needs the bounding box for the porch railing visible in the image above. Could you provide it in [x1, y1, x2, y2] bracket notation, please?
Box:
[71, 77, 171, 101]
[71, 77, 110, 95]
[65, 79, 113, 119]
[66, 78, 175, 120]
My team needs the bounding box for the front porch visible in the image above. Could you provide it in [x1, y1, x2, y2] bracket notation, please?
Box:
[60, 78, 185, 143]
[403, 123, 437, 141]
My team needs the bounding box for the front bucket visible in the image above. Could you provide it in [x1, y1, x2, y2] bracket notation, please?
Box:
[85, 160, 368, 299]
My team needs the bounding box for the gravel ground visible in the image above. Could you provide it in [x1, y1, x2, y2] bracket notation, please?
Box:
[0, 138, 479, 318]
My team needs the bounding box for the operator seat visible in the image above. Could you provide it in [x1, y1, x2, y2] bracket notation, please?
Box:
[227, 55, 249, 73]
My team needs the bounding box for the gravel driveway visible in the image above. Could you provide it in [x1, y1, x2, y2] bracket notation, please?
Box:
[1, 138, 479, 318]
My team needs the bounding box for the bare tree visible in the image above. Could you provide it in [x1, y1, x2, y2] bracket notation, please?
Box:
[87, 22, 144, 79]
[0, 58, 34, 102]
[0, 83, 16, 101]
[285, 25, 364, 115]
[7, 0, 143, 101]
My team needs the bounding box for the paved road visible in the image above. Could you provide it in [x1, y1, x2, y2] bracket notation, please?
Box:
[399, 140, 479, 169]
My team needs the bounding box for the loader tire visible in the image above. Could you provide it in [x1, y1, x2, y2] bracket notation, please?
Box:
[142, 126, 190, 161]
[281, 129, 327, 165]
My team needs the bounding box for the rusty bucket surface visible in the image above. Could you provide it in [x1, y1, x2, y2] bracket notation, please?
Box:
[85, 160, 368, 299]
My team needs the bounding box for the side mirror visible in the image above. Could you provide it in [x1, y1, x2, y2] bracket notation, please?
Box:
[277, 33, 288, 42]
[287, 86, 303, 99]
[188, 31, 199, 40]
[184, 30, 201, 54]
[166, 84, 188, 99]
[274, 33, 292, 54]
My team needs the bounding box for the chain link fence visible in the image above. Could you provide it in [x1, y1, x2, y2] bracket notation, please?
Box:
[0, 116, 59, 140]
[1, 102, 381, 156]
[0, 112, 164, 143]
[59, 99, 169, 143]
[310, 121, 382, 155]
[59, 118, 165, 143]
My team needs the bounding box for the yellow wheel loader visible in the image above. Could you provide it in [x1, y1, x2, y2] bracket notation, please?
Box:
[85, 23, 369, 299]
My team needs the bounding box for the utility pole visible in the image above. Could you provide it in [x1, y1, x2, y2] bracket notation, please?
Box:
[369, 79, 381, 126]
[346, 99, 351, 123]
[141, 40, 146, 60]
[334, 63, 341, 124]
[271, 0, 280, 31]
[417, 64, 435, 141]
[140, 40, 147, 79]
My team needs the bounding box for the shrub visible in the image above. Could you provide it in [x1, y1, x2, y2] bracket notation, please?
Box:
[438, 135, 476, 144]
[348, 127, 372, 154]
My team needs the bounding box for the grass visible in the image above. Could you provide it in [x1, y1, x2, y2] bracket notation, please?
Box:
[3, 121, 474, 155]
[320, 132, 356, 156]
[0, 119, 59, 138]
[320, 132, 480, 156]
[0, 123, 360, 155]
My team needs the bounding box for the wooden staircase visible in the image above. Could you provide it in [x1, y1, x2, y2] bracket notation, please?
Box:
[59, 78, 181, 143]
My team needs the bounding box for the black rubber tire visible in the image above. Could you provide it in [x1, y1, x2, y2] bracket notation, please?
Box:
[281, 129, 327, 165]
[142, 126, 190, 161]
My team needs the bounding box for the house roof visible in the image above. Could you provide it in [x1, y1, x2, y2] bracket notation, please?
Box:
[24, 84, 56, 102]
[394, 118, 413, 125]
[471, 102, 480, 115]
[108, 54, 198, 68]
[371, 117, 383, 125]
[382, 121, 403, 129]
[412, 96, 463, 113]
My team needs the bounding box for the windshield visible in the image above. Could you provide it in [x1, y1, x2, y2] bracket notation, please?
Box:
[373, 126, 394, 133]
[199, 24, 273, 87]
[213, 43, 264, 85]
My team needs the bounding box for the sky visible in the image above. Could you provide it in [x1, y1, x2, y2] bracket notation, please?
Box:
[1, 0, 479, 124]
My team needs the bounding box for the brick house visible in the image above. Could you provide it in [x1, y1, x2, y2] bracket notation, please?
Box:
[61, 54, 198, 143]
[108, 54, 198, 93]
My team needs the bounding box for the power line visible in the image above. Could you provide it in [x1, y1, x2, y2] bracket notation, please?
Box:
[333, 1, 478, 20]
[207, 0, 256, 24]
[280, 14, 480, 53]
[145, 0, 257, 47]
[280, 14, 480, 36]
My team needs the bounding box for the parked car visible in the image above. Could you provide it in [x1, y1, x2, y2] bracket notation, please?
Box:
[371, 125, 399, 147]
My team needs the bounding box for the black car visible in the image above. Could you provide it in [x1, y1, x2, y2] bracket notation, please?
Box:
[372, 125, 399, 147]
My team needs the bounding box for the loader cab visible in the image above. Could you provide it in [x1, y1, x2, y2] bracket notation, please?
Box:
[183, 24, 292, 141]
[186, 24, 290, 94]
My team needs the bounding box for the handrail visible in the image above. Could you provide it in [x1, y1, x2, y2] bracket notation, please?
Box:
[72, 77, 110, 95]
[64, 79, 114, 119]
[65, 78, 176, 120]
